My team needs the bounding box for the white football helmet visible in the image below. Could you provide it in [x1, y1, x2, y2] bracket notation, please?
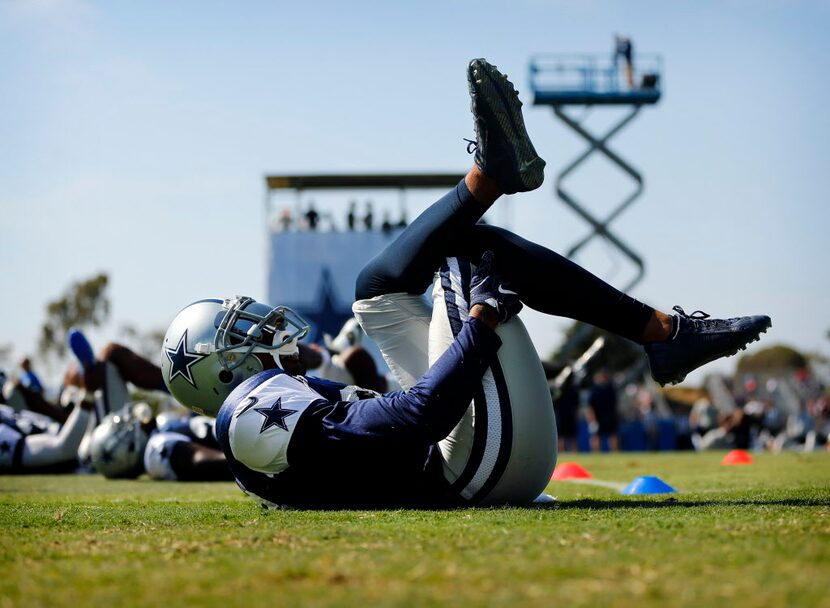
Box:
[323, 317, 364, 354]
[89, 403, 153, 479]
[161, 296, 310, 417]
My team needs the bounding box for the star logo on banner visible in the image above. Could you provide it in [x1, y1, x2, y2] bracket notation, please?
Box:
[254, 397, 297, 433]
[165, 330, 207, 388]
[301, 267, 355, 343]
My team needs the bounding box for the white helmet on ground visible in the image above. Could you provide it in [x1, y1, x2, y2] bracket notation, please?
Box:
[323, 317, 364, 354]
[161, 297, 310, 417]
[89, 403, 153, 479]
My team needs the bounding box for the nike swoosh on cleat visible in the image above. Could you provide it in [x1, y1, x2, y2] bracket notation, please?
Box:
[498, 285, 518, 295]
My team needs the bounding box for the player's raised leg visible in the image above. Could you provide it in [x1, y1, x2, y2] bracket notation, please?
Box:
[356, 58, 544, 301]
[357, 58, 771, 385]
[353, 58, 547, 389]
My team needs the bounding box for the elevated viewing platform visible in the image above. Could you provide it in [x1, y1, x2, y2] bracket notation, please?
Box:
[262, 172, 466, 344]
[265, 173, 465, 192]
[530, 53, 662, 106]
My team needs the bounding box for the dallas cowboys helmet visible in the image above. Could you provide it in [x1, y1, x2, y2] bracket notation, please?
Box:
[162, 297, 310, 417]
[89, 403, 153, 479]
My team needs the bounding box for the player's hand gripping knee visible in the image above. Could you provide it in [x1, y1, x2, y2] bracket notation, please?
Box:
[469, 251, 523, 324]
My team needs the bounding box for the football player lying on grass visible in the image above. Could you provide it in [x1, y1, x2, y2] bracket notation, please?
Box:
[0, 388, 94, 474]
[88, 402, 233, 481]
[162, 58, 770, 509]
[2, 331, 173, 427]
[63, 330, 232, 481]
[2, 364, 81, 425]
[0, 331, 151, 474]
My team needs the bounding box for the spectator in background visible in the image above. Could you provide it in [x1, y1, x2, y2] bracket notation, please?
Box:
[381, 212, 394, 236]
[347, 201, 357, 231]
[305, 202, 320, 231]
[397, 209, 408, 229]
[786, 406, 816, 450]
[815, 408, 830, 452]
[758, 399, 785, 451]
[552, 374, 579, 453]
[672, 402, 694, 450]
[589, 369, 619, 452]
[321, 210, 338, 232]
[614, 34, 635, 88]
[689, 396, 719, 437]
[19, 357, 43, 395]
[635, 388, 660, 450]
[731, 406, 755, 450]
[278, 207, 293, 232]
[363, 201, 374, 231]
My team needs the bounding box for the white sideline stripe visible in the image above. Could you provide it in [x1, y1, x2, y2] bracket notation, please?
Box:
[561, 478, 628, 492]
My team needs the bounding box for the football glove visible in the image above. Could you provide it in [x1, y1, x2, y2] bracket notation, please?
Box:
[469, 250, 523, 323]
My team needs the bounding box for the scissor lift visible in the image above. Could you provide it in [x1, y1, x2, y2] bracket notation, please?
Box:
[530, 53, 663, 364]
[530, 53, 662, 291]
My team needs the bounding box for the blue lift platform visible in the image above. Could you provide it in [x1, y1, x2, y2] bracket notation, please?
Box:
[529, 53, 662, 292]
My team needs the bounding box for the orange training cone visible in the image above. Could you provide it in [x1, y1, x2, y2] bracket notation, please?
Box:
[722, 449, 754, 465]
[551, 462, 593, 480]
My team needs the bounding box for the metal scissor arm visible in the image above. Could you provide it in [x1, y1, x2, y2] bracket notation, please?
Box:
[553, 105, 647, 291]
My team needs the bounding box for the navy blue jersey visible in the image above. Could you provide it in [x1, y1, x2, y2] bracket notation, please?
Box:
[215, 317, 501, 509]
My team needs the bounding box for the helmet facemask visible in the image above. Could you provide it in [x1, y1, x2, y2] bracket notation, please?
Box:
[163, 296, 312, 417]
[199, 296, 310, 373]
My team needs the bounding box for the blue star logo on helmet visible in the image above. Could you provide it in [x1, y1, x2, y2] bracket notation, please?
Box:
[254, 398, 297, 433]
[165, 330, 207, 388]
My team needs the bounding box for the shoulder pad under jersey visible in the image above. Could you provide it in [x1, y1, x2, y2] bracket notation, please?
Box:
[226, 373, 324, 474]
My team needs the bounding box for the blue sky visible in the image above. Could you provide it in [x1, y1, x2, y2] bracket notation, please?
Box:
[1, 0, 828, 384]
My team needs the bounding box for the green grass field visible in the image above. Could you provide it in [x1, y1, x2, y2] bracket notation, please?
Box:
[2, 451, 829, 608]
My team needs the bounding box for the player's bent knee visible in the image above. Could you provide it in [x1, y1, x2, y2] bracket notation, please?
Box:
[352, 294, 432, 391]
[98, 342, 125, 363]
[354, 259, 383, 301]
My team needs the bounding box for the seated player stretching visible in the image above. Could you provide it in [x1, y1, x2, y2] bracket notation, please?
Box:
[161, 59, 771, 509]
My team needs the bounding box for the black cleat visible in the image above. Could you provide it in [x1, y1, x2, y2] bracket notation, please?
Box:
[644, 306, 772, 385]
[466, 58, 545, 194]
